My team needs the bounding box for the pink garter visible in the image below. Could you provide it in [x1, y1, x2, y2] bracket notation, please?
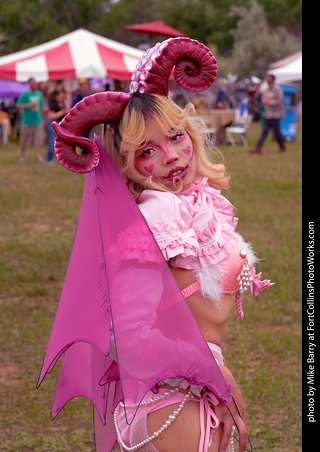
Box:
[114, 344, 234, 452]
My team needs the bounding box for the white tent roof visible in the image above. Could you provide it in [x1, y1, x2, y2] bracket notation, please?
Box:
[0, 29, 144, 82]
[268, 51, 302, 84]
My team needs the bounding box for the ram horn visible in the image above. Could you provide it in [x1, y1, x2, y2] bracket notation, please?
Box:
[129, 37, 217, 96]
[53, 91, 130, 173]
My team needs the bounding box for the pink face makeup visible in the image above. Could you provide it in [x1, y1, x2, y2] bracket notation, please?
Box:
[134, 123, 197, 191]
[144, 164, 154, 173]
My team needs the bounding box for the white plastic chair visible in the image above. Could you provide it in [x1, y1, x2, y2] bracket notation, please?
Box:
[225, 114, 253, 147]
[197, 114, 217, 144]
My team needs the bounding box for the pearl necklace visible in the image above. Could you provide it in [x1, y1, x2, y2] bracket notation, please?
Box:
[114, 387, 193, 451]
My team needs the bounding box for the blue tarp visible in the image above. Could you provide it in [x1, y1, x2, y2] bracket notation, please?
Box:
[280, 85, 297, 141]
[0, 80, 28, 98]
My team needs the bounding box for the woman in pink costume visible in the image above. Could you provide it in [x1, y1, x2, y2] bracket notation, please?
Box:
[38, 38, 273, 452]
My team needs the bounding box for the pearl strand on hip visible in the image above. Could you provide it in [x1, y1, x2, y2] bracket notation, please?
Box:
[114, 387, 194, 451]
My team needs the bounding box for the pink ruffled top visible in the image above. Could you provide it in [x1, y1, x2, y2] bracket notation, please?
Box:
[138, 176, 238, 271]
[138, 176, 274, 317]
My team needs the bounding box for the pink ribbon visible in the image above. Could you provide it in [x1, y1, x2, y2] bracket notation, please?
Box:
[199, 391, 220, 451]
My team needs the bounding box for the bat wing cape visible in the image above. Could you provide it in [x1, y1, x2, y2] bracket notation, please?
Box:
[37, 137, 231, 451]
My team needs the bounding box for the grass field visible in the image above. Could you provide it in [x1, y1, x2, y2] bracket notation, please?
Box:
[0, 122, 302, 452]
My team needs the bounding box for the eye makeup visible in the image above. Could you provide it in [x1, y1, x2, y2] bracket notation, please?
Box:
[170, 131, 185, 143]
[136, 129, 186, 161]
[135, 147, 156, 160]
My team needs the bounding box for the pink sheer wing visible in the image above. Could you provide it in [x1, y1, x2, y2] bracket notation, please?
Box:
[37, 137, 231, 451]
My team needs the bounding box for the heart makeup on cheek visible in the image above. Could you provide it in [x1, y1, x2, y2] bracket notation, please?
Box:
[144, 164, 154, 173]
[182, 146, 191, 155]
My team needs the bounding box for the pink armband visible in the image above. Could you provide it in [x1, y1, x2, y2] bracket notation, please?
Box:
[181, 280, 201, 299]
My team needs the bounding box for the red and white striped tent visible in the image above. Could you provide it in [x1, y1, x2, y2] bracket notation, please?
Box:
[0, 29, 144, 82]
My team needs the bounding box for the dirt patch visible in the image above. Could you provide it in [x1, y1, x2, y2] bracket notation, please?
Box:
[0, 365, 20, 385]
[24, 222, 51, 233]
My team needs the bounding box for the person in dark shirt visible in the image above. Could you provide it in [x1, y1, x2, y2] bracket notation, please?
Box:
[72, 79, 93, 138]
[46, 90, 68, 165]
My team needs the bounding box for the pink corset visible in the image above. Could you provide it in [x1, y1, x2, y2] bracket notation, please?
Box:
[221, 246, 246, 294]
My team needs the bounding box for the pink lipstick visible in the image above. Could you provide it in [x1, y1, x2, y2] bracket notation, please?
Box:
[166, 166, 188, 181]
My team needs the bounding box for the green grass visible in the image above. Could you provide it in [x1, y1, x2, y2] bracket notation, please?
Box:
[221, 123, 302, 452]
[0, 122, 302, 451]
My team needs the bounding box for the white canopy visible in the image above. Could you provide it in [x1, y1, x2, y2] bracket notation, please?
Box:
[0, 29, 144, 82]
[268, 51, 302, 84]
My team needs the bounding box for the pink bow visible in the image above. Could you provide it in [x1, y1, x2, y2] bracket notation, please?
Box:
[199, 391, 220, 451]
[250, 267, 275, 296]
[181, 177, 209, 197]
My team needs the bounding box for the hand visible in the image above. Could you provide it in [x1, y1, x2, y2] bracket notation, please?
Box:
[215, 365, 248, 452]
[262, 98, 270, 106]
[58, 108, 68, 117]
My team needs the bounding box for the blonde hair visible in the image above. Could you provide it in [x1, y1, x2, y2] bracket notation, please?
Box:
[102, 93, 230, 199]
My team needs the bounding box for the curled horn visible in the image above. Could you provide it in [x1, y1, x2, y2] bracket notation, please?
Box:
[129, 37, 217, 96]
[53, 92, 130, 173]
